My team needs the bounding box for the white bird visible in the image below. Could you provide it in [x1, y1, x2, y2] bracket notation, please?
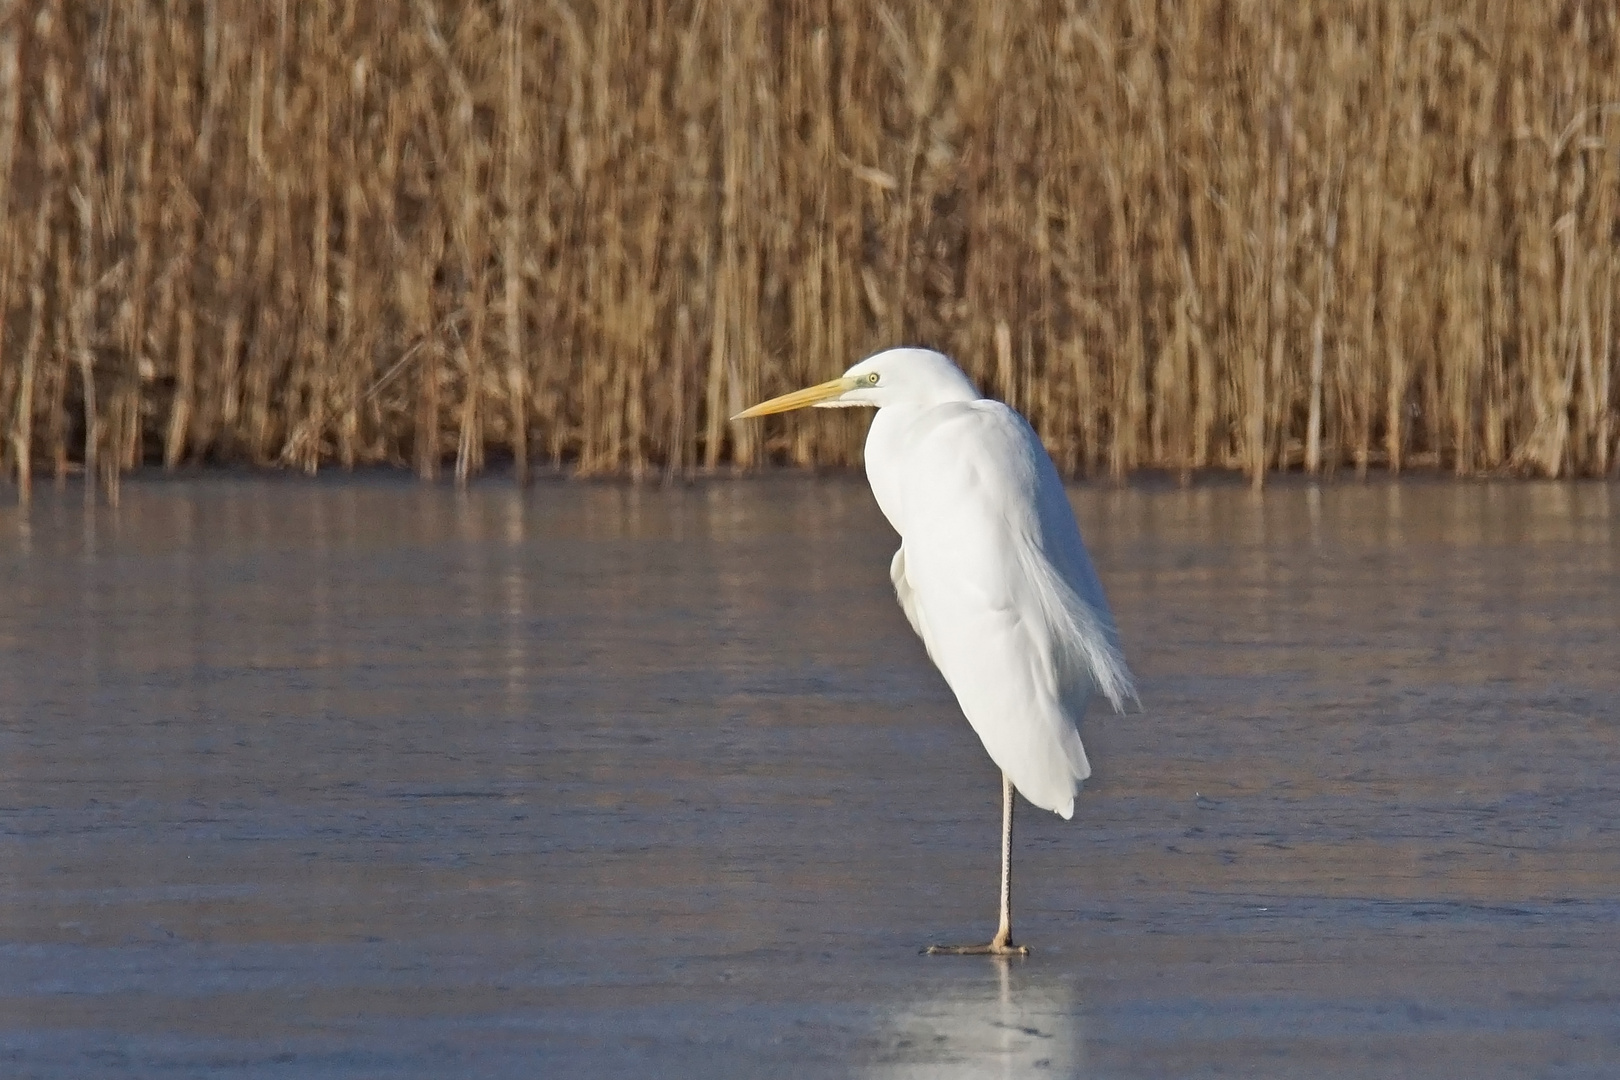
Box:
[734, 347, 1135, 955]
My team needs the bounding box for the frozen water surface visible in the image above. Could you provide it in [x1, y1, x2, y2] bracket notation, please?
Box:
[2, 474, 1618, 1078]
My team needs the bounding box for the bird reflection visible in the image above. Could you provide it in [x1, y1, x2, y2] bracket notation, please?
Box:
[864, 963, 1083, 1079]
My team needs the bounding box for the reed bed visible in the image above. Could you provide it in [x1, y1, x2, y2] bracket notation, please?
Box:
[0, 1, 1617, 498]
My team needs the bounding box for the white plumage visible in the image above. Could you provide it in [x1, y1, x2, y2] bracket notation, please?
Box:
[869, 396, 1132, 818]
[734, 346, 1135, 953]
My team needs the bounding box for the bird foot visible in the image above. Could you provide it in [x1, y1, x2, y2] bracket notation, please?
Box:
[925, 939, 1030, 957]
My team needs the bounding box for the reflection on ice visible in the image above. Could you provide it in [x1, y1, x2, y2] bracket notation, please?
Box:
[866, 964, 1082, 1079]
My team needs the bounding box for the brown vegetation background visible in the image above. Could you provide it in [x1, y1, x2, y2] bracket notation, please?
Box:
[1, 1, 1618, 500]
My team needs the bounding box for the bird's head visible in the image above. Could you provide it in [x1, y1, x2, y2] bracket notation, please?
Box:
[732, 348, 982, 420]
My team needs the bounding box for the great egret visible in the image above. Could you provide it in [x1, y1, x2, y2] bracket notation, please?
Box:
[734, 347, 1135, 955]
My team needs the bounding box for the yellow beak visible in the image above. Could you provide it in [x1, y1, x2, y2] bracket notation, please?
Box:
[731, 376, 856, 420]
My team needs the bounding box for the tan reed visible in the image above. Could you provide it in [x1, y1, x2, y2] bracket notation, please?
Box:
[0, 1, 1616, 500]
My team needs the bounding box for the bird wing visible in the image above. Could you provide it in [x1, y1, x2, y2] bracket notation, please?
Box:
[892, 400, 1133, 817]
[889, 545, 926, 640]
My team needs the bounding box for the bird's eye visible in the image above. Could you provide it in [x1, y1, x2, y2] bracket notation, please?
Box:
[866, 372, 880, 385]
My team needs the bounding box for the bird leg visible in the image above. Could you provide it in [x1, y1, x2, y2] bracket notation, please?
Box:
[927, 772, 1030, 956]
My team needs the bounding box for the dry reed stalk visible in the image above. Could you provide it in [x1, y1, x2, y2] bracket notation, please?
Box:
[67, 8, 110, 498]
[1, 0, 1617, 485]
[1305, 159, 1340, 476]
[277, 0, 334, 476]
[0, 17, 20, 485]
[46, 225, 70, 479]
[11, 157, 53, 501]
[11, 212, 46, 501]
[1142, 4, 1194, 478]
[337, 62, 370, 470]
[1382, 27, 1416, 476]
[160, 18, 201, 474]
[0, 225, 12, 484]
[37, 9, 69, 485]
[501, 0, 527, 484]
[1258, 34, 1294, 487]
[71, 128, 97, 496]
[111, 6, 157, 477]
